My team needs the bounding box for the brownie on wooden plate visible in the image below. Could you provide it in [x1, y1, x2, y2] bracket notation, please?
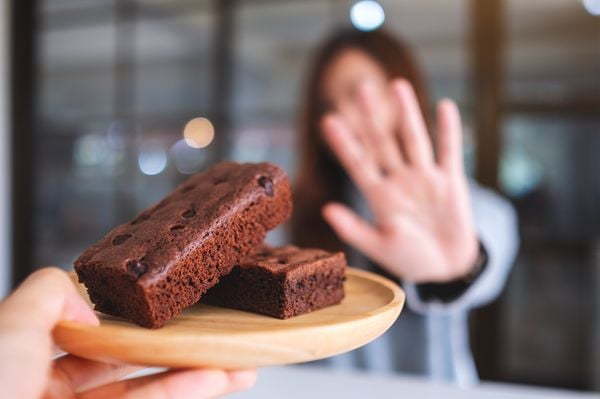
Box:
[74, 161, 292, 328]
[204, 245, 346, 319]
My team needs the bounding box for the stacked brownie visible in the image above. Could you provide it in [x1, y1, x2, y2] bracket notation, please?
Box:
[75, 161, 346, 328]
[204, 245, 346, 319]
[75, 161, 292, 328]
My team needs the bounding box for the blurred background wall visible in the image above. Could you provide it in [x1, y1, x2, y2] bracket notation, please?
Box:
[4, 0, 600, 392]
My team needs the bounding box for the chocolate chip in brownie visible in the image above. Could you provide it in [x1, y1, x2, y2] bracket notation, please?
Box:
[182, 209, 196, 218]
[257, 176, 274, 197]
[112, 234, 132, 246]
[170, 224, 185, 232]
[127, 260, 148, 279]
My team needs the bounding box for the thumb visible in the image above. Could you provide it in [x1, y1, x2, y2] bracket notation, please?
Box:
[322, 202, 380, 257]
[0, 267, 98, 333]
[0, 268, 98, 399]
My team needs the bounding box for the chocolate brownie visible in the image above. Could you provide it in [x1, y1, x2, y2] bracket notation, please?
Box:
[204, 245, 346, 319]
[74, 161, 292, 328]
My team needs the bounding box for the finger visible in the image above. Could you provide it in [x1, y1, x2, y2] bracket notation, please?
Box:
[0, 267, 99, 333]
[357, 83, 404, 173]
[322, 202, 380, 258]
[392, 79, 434, 169]
[321, 114, 382, 191]
[336, 99, 378, 163]
[51, 354, 141, 393]
[437, 99, 464, 173]
[78, 369, 257, 399]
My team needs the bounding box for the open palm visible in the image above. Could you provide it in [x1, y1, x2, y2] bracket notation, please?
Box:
[321, 79, 478, 283]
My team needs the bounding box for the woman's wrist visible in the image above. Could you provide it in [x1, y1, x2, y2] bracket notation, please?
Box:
[458, 240, 488, 283]
[415, 240, 488, 303]
[452, 234, 481, 281]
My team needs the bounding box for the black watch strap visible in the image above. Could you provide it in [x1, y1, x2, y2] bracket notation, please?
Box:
[415, 240, 488, 303]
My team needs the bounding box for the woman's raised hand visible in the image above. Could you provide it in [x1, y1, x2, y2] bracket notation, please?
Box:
[321, 79, 478, 283]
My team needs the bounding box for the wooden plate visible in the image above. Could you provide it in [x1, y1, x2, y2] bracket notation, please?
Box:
[53, 268, 404, 369]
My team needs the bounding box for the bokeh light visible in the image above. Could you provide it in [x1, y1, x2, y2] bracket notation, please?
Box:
[73, 133, 111, 167]
[582, 0, 600, 15]
[170, 139, 206, 174]
[500, 147, 544, 198]
[183, 117, 215, 149]
[138, 143, 168, 176]
[350, 1, 385, 31]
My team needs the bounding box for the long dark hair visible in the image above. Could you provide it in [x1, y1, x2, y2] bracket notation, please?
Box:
[292, 28, 431, 252]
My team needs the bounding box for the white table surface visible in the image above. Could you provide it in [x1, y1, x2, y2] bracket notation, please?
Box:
[228, 366, 600, 399]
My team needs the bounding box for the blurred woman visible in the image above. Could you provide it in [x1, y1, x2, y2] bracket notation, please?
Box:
[292, 29, 518, 386]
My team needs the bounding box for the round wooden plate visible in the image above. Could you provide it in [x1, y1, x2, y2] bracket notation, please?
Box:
[53, 268, 404, 369]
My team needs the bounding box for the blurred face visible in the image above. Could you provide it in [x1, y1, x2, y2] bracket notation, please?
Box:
[320, 48, 395, 135]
